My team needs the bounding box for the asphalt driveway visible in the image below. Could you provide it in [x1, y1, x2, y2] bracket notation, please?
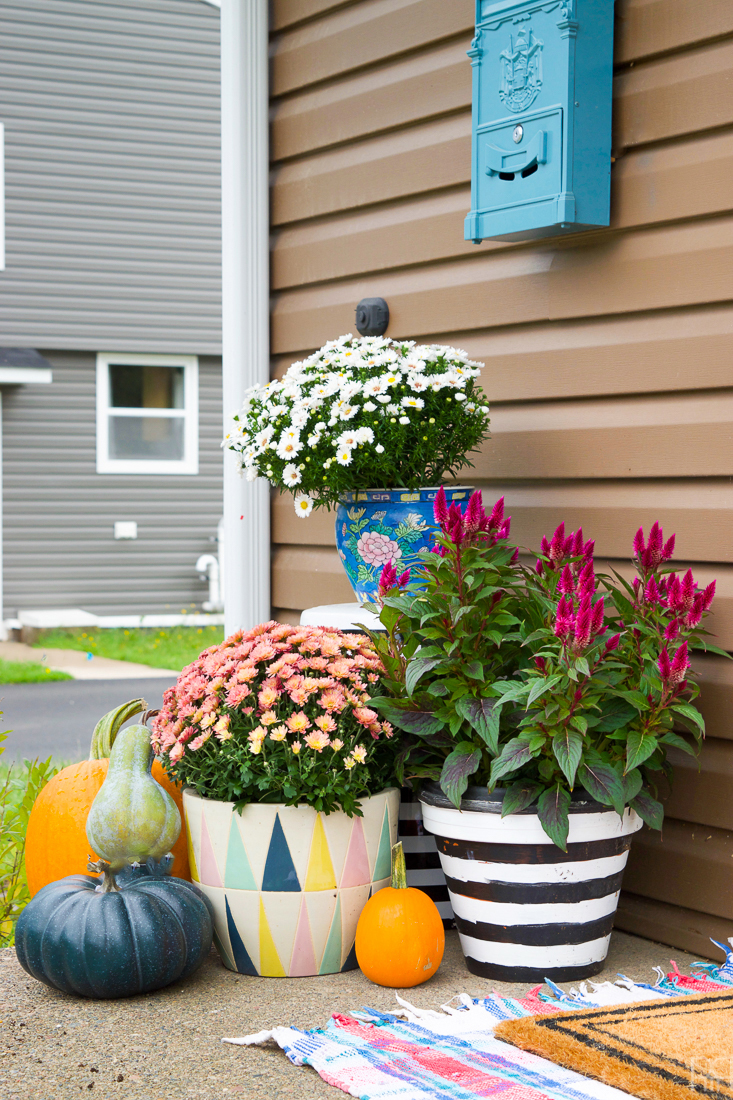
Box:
[0, 677, 176, 763]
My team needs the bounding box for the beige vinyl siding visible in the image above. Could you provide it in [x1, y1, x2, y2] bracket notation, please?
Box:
[269, 0, 733, 952]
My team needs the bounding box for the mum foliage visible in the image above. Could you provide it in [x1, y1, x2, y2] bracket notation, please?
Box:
[225, 335, 490, 515]
[365, 490, 721, 849]
[152, 622, 400, 816]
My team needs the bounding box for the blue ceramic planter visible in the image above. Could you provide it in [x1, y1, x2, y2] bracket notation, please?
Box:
[335, 486, 473, 604]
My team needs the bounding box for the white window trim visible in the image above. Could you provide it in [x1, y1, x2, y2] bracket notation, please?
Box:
[96, 352, 199, 475]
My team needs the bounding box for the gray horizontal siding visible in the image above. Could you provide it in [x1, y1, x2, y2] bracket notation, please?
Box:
[0, 0, 221, 353]
[3, 349, 224, 615]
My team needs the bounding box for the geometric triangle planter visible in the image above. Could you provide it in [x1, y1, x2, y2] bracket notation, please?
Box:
[419, 783, 643, 984]
[183, 787, 399, 976]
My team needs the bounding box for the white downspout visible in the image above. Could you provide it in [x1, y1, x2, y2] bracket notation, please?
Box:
[220, 0, 271, 635]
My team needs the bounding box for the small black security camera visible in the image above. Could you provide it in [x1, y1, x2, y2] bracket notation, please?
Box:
[355, 297, 389, 337]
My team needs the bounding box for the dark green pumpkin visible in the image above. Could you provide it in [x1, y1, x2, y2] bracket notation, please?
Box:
[15, 857, 213, 999]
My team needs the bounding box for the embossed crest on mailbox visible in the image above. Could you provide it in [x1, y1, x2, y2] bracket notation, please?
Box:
[465, 0, 614, 243]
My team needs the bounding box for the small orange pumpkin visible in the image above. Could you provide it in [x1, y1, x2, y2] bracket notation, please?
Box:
[355, 841, 445, 988]
[24, 700, 189, 896]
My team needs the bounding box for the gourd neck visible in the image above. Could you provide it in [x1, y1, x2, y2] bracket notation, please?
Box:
[88, 698, 148, 760]
[391, 841, 408, 890]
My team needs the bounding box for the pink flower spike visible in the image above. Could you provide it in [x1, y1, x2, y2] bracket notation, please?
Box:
[633, 527, 646, 560]
[498, 518, 511, 541]
[644, 576, 660, 604]
[574, 604, 593, 650]
[397, 568, 411, 588]
[434, 486, 448, 528]
[657, 648, 672, 682]
[535, 558, 544, 576]
[648, 522, 663, 567]
[558, 566, 575, 595]
[488, 496, 505, 531]
[702, 580, 716, 611]
[662, 534, 676, 562]
[540, 535, 551, 557]
[591, 597, 605, 635]
[572, 528, 584, 556]
[670, 641, 690, 685]
[684, 593, 705, 629]
[464, 490, 483, 535]
[534, 655, 546, 673]
[510, 547, 520, 564]
[554, 595, 575, 638]
[583, 539, 595, 561]
[664, 619, 680, 642]
[549, 523, 566, 562]
[378, 560, 398, 596]
[563, 535, 575, 557]
[604, 633, 621, 653]
[680, 569, 695, 612]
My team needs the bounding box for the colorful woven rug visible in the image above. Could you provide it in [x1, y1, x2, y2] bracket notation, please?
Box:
[496, 989, 733, 1100]
[224, 937, 733, 1100]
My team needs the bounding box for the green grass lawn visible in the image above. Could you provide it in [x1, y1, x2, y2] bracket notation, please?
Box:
[0, 659, 72, 683]
[34, 625, 224, 673]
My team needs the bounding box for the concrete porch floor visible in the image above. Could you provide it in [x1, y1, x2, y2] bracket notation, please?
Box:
[0, 928, 721, 1099]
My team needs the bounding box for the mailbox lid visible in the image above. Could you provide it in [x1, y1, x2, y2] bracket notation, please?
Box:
[478, 106, 562, 215]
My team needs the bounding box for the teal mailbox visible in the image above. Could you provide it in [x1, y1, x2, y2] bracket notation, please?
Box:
[464, 0, 614, 243]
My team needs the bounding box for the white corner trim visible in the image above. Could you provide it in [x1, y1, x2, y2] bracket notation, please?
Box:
[0, 367, 52, 384]
[199, 0, 220, 6]
[221, 0, 271, 635]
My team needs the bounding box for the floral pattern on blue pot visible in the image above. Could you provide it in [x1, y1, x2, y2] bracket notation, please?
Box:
[335, 486, 473, 604]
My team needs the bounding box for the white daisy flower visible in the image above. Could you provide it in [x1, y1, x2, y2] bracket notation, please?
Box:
[380, 371, 401, 388]
[339, 403, 359, 421]
[454, 392, 466, 402]
[408, 376, 429, 392]
[401, 396, 424, 410]
[399, 416, 410, 425]
[375, 444, 385, 454]
[336, 447, 353, 466]
[354, 426, 374, 444]
[245, 466, 259, 482]
[363, 377, 386, 398]
[337, 431, 359, 449]
[376, 394, 390, 404]
[283, 463, 302, 486]
[386, 403, 400, 415]
[294, 492, 313, 518]
[275, 431, 303, 460]
[363, 401, 377, 412]
[290, 408, 309, 428]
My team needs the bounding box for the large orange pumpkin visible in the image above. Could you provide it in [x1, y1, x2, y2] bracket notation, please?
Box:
[24, 700, 189, 896]
[355, 841, 445, 988]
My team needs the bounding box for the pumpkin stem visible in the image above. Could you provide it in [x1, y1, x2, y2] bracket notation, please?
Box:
[87, 858, 121, 893]
[89, 699, 147, 760]
[391, 841, 408, 890]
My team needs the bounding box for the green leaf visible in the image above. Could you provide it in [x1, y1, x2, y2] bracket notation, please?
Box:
[621, 768, 643, 802]
[490, 737, 541, 785]
[569, 714, 588, 735]
[671, 703, 705, 735]
[440, 747, 482, 809]
[594, 701, 637, 733]
[405, 656, 444, 696]
[537, 786, 571, 851]
[659, 731, 698, 758]
[625, 730, 659, 773]
[369, 699, 445, 738]
[464, 661, 484, 681]
[455, 696, 502, 755]
[630, 789, 664, 831]
[578, 761, 626, 815]
[527, 674, 563, 709]
[575, 656, 590, 678]
[552, 728, 584, 787]
[501, 780, 543, 817]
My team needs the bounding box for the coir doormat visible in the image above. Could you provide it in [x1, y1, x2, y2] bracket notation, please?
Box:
[496, 989, 733, 1100]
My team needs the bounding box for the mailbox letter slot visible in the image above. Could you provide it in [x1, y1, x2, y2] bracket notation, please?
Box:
[486, 129, 548, 179]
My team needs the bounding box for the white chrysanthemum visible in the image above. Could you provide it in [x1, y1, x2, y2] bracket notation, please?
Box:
[380, 371, 401, 388]
[454, 392, 467, 402]
[290, 408, 309, 428]
[275, 431, 303, 460]
[376, 394, 390, 404]
[254, 425, 274, 450]
[399, 416, 410, 425]
[245, 466, 259, 482]
[294, 492, 313, 518]
[283, 463, 302, 486]
[307, 431, 322, 447]
[363, 401, 377, 412]
[375, 443, 385, 454]
[401, 396, 424, 410]
[354, 426, 374, 444]
[339, 381, 362, 401]
[386, 403, 400, 415]
[339, 403, 359, 421]
[336, 447, 353, 466]
[337, 430, 359, 449]
[363, 377, 386, 398]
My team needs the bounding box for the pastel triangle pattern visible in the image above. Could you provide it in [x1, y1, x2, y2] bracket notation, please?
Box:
[341, 941, 359, 972]
[187, 830, 200, 884]
[289, 899, 318, 977]
[319, 895, 342, 975]
[198, 814, 223, 888]
[261, 813, 301, 892]
[305, 815, 337, 891]
[259, 898, 286, 976]
[224, 819, 257, 890]
[373, 805, 392, 882]
[226, 897, 258, 976]
[339, 817, 371, 888]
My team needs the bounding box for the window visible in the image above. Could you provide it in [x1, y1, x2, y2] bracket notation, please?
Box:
[96, 353, 198, 474]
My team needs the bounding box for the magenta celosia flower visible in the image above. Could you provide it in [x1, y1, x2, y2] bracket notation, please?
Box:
[549, 523, 566, 562]
[604, 633, 621, 653]
[558, 566, 575, 595]
[664, 619, 680, 642]
[657, 647, 672, 682]
[433, 485, 449, 527]
[554, 595, 575, 638]
[535, 558, 544, 575]
[670, 641, 690, 685]
[644, 576, 661, 604]
[591, 597, 605, 636]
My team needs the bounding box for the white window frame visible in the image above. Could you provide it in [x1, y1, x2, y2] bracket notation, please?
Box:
[96, 352, 199, 475]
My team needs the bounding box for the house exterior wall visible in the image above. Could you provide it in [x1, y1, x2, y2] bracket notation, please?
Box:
[3, 350, 223, 616]
[268, 0, 733, 954]
[0, 0, 221, 354]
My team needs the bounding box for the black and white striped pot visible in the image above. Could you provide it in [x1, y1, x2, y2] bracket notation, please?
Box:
[419, 783, 643, 983]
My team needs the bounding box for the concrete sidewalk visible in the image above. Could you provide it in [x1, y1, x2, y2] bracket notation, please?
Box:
[0, 930, 716, 1099]
[0, 640, 179, 680]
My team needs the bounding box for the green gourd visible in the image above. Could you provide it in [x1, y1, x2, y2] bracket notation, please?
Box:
[86, 721, 181, 870]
